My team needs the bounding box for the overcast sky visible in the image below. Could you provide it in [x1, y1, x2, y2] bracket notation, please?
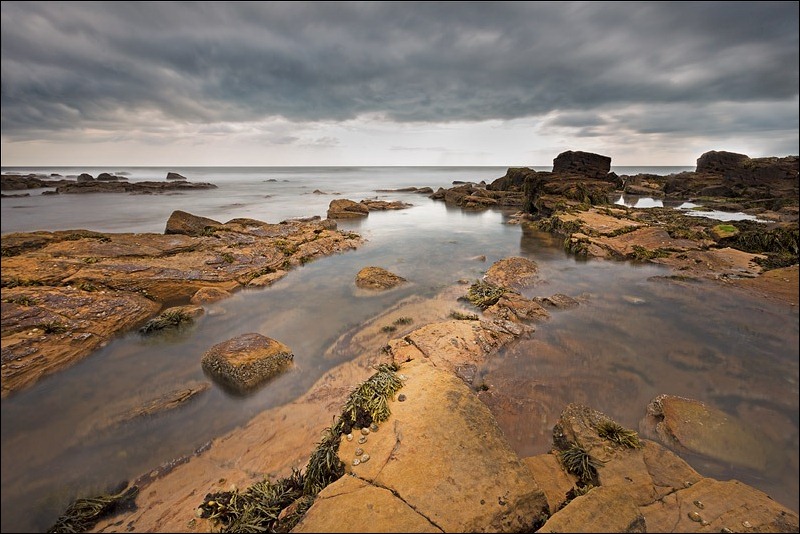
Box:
[2, 1, 798, 167]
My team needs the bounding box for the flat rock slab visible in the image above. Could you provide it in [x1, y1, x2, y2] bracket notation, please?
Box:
[483, 256, 539, 290]
[295, 359, 549, 533]
[201, 333, 293, 394]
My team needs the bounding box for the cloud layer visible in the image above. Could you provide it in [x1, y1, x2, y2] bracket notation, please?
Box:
[2, 1, 798, 165]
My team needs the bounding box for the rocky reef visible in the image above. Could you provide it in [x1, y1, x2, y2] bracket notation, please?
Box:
[0, 212, 361, 397]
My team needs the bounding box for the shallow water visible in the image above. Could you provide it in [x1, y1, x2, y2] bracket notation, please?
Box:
[1, 167, 797, 531]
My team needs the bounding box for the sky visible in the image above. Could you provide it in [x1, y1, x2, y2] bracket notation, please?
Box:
[1, 1, 798, 167]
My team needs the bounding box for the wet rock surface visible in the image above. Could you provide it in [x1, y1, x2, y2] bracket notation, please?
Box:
[295, 359, 550, 533]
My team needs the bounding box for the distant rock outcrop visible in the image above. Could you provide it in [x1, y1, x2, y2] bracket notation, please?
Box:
[327, 198, 413, 218]
[553, 150, 612, 178]
[166, 172, 188, 180]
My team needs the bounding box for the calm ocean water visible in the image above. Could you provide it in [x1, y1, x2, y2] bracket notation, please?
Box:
[1, 167, 797, 531]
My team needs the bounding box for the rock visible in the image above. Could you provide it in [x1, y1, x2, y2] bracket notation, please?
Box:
[294, 360, 549, 533]
[483, 256, 539, 290]
[190, 286, 232, 304]
[359, 199, 412, 210]
[695, 150, 750, 174]
[76, 173, 95, 182]
[355, 266, 406, 290]
[166, 172, 188, 180]
[327, 199, 370, 219]
[533, 293, 580, 309]
[201, 333, 294, 394]
[164, 210, 223, 236]
[640, 394, 770, 471]
[0, 286, 160, 398]
[96, 172, 126, 181]
[552, 151, 612, 179]
[139, 304, 204, 334]
[534, 403, 798, 533]
[55, 180, 218, 194]
[293, 475, 441, 533]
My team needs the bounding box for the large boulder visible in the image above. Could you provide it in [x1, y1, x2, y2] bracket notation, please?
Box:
[327, 199, 370, 219]
[201, 333, 294, 394]
[76, 173, 95, 182]
[695, 150, 750, 174]
[166, 172, 188, 180]
[293, 359, 550, 533]
[355, 266, 406, 290]
[164, 210, 223, 236]
[553, 151, 612, 179]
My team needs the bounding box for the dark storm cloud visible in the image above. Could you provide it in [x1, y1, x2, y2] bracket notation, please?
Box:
[2, 1, 798, 139]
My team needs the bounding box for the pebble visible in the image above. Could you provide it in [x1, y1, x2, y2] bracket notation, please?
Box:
[360, 453, 370, 463]
[370, 422, 379, 432]
[358, 435, 367, 444]
[352, 458, 360, 466]
[346, 433, 353, 442]
[688, 511, 702, 522]
[361, 427, 370, 435]
[398, 393, 407, 402]
[355, 447, 364, 456]
[693, 500, 704, 509]
[742, 521, 752, 528]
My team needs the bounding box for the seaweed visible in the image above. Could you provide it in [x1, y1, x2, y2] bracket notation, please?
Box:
[465, 280, 507, 309]
[595, 420, 642, 449]
[559, 443, 604, 483]
[139, 309, 194, 334]
[450, 310, 479, 321]
[48, 485, 138, 533]
[196, 363, 404, 532]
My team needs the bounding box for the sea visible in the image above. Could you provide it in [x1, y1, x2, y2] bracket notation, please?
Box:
[1, 166, 798, 531]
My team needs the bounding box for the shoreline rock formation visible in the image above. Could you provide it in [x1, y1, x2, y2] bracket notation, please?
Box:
[0, 212, 361, 398]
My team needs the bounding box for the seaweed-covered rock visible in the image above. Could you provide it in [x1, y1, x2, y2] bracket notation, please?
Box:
[355, 266, 406, 290]
[201, 333, 294, 394]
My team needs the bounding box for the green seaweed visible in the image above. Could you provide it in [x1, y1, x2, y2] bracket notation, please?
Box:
[48, 485, 138, 533]
[596, 420, 642, 449]
[393, 316, 413, 325]
[450, 310, 479, 321]
[139, 309, 194, 334]
[197, 363, 403, 532]
[466, 280, 507, 309]
[559, 443, 604, 483]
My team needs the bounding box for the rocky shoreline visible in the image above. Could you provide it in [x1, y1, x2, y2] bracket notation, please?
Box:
[2, 150, 798, 532]
[1, 171, 217, 196]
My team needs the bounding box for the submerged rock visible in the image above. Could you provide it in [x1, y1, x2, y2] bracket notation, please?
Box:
[640, 394, 770, 471]
[201, 333, 294, 394]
